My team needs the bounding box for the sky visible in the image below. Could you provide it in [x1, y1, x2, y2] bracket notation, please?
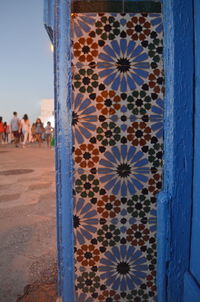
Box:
[0, 0, 54, 123]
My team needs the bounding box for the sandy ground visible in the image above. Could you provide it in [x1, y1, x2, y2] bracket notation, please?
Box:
[0, 143, 57, 302]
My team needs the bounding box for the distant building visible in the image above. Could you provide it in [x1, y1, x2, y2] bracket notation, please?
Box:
[39, 98, 54, 126]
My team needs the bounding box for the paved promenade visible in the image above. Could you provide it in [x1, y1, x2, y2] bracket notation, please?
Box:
[0, 144, 57, 302]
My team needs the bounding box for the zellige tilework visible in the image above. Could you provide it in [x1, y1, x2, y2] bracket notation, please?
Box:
[72, 11, 163, 301]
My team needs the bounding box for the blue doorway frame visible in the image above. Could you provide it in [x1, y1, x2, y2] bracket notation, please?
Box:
[44, 0, 194, 301]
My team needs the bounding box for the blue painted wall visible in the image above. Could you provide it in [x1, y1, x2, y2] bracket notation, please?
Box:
[53, 0, 75, 300]
[44, 0, 195, 301]
[157, 0, 194, 301]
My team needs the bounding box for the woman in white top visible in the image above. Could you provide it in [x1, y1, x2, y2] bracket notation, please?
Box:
[20, 114, 30, 147]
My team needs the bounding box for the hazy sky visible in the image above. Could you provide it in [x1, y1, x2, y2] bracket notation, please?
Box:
[0, 0, 54, 123]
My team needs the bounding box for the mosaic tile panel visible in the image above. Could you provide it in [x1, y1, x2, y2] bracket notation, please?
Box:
[71, 10, 163, 302]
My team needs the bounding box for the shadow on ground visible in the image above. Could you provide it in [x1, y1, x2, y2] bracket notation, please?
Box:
[16, 261, 57, 302]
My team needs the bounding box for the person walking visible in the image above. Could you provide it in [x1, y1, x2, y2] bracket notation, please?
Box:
[0, 117, 4, 144]
[20, 114, 31, 147]
[45, 121, 53, 147]
[35, 118, 44, 147]
[3, 122, 9, 143]
[30, 123, 36, 143]
[10, 112, 20, 147]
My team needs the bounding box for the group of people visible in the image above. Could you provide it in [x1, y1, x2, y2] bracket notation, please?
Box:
[0, 112, 54, 148]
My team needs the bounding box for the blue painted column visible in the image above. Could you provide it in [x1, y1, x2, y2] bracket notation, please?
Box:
[54, 0, 75, 301]
[157, 0, 194, 301]
[44, 0, 194, 301]
[51, 1, 164, 301]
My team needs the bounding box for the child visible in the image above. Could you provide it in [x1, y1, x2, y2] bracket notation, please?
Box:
[20, 114, 31, 147]
[3, 122, 10, 143]
[35, 118, 44, 147]
[45, 121, 53, 147]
